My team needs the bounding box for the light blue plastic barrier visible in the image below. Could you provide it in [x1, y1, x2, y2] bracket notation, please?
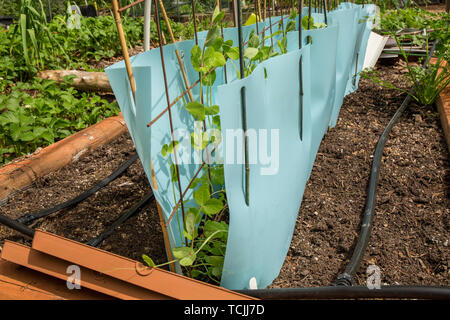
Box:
[343, 3, 377, 95]
[105, 3, 375, 290]
[286, 25, 339, 178]
[327, 6, 359, 128]
[217, 47, 312, 289]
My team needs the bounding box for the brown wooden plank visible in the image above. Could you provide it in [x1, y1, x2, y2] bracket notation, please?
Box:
[0, 260, 107, 300]
[32, 230, 256, 300]
[1, 241, 169, 300]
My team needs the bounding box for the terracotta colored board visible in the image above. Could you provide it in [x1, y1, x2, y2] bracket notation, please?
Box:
[1, 241, 169, 300]
[0, 260, 107, 300]
[32, 230, 256, 300]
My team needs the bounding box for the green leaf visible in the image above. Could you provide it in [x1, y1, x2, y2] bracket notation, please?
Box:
[213, 51, 226, 68]
[244, 13, 257, 26]
[210, 37, 223, 51]
[211, 166, 225, 185]
[289, 10, 297, 20]
[185, 101, 205, 121]
[185, 208, 200, 240]
[244, 47, 259, 60]
[20, 130, 36, 142]
[226, 47, 240, 60]
[205, 105, 220, 115]
[173, 246, 196, 266]
[194, 184, 210, 206]
[161, 144, 169, 157]
[313, 22, 327, 29]
[167, 140, 179, 154]
[0, 111, 19, 125]
[191, 269, 206, 278]
[205, 256, 224, 267]
[205, 25, 220, 47]
[170, 163, 179, 182]
[213, 115, 221, 129]
[202, 198, 223, 216]
[302, 15, 314, 29]
[248, 33, 260, 48]
[202, 70, 216, 86]
[203, 220, 228, 239]
[142, 254, 156, 267]
[212, 6, 225, 24]
[222, 39, 233, 52]
[203, 46, 216, 70]
[191, 45, 202, 71]
[191, 131, 209, 150]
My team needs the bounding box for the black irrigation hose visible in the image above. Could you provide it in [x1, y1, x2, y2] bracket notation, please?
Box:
[237, 286, 450, 300]
[86, 191, 154, 247]
[0, 153, 138, 238]
[335, 39, 438, 286]
[15, 153, 139, 225]
[0, 214, 35, 238]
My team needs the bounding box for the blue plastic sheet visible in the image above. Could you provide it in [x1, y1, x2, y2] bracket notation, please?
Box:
[105, 3, 375, 290]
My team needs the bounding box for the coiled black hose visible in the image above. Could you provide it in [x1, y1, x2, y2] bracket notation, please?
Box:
[335, 39, 438, 286]
[0, 153, 138, 237]
[0, 214, 35, 238]
[237, 285, 450, 300]
[16, 153, 139, 225]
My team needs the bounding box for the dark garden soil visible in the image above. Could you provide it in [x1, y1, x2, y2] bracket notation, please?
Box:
[0, 61, 448, 288]
[0, 134, 168, 266]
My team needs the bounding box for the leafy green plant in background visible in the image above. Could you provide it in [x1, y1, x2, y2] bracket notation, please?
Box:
[362, 35, 450, 106]
[0, 77, 119, 164]
[9, 0, 71, 74]
[364, 5, 450, 106]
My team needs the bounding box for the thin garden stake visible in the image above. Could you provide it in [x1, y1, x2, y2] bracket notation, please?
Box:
[112, 0, 136, 101]
[118, 0, 145, 12]
[268, 0, 274, 47]
[298, 0, 304, 141]
[217, 0, 228, 83]
[307, 0, 312, 43]
[256, 0, 262, 34]
[279, 0, 285, 35]
[191, 0, 199, 46]
[237, 0, 250, 206]
[151, 159, 175, 272]
[353, 53, 359, 86]
[153, 0, 188, 246]
[158, 0, 194, 102]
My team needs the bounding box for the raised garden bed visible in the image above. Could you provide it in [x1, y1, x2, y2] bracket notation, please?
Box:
[1, 63, 448, 289]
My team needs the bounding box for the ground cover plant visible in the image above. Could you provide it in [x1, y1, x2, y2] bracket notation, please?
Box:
[0, 76, 119, 164]
[364, 6, 449, 107]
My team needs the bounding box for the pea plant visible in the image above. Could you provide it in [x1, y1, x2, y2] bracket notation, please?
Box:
[362, 35, 450, 106]
[142, 6, 312, 283]
[142, 6, 230, 284]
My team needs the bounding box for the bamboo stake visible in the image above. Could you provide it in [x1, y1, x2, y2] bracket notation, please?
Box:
[112, 0, 136, 101]
[217, 0, 228, 83]
[263, 0, 267, 22]
[157, 0, 194, 102]
[151, 159, 175, 273]
[153, 0, 188, 247]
